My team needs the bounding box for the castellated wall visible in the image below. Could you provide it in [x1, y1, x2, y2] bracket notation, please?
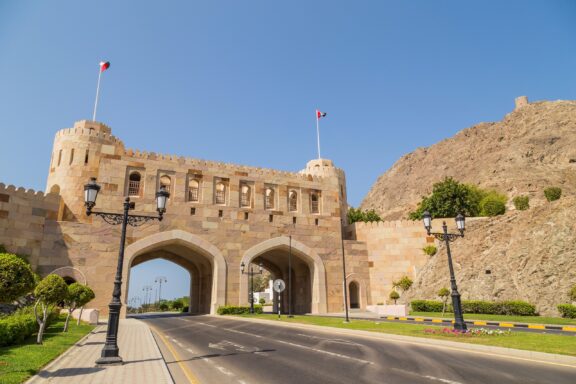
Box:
[349, 220, 431, 305]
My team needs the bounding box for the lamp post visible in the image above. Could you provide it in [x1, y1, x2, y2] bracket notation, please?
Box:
[142, 285, 152, 311]
[155, 276, 167, 304]
[241, 261, 263, 314]
[422, 211, 467, 331]
[84, 177, 169, 365]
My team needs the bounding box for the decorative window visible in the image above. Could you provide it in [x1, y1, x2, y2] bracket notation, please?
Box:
[128, 172, 142, 196]
[264, 188, 275, 210]
[310, 191, 320, 214]
[288, 190, 298, 212]
[240, 184, 251, 208]
[215, 182, 226, 205]
[188, 179, 200, 202]
[160, 175, 171, 193]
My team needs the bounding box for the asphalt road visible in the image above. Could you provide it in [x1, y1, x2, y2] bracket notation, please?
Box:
[140, 314, 575, 384]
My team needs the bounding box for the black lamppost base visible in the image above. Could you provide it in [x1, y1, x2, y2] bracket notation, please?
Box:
[95, 356, 123, 366]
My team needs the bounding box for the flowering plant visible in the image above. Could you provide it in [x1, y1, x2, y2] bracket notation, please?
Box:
[424, 327, 511, 336]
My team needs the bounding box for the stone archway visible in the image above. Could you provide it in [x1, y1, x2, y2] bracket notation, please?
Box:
[240, 236, 327, 314]
[122, 230, 227, 315]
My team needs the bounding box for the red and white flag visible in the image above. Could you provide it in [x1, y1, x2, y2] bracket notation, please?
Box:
[100, 61, 110, 72]
[316, 110, 327, 119]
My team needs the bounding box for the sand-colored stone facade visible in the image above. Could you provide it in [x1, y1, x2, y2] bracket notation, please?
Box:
[0, 120, 431, 315]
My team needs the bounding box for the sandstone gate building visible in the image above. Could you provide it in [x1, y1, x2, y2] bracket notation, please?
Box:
[0, 120, 432, 315]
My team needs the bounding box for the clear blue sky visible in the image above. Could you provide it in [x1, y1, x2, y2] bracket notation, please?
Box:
[1, 1, 575, 300]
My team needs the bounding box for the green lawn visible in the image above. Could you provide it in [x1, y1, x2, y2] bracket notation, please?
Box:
[237, 314, 576, 357]
[409, 312, 576, 326]
[0, 315, 95, 384]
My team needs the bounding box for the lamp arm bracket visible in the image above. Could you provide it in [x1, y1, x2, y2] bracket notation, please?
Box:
[92, 211, 160, 227]
[429, 232, 463, 242]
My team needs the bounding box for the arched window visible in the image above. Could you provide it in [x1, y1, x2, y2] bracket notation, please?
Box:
[215, 182, 226, 205]
[310, 192, 320, 214]
[160, 175, 171, 193]
[240, 184, 251, 207]
[188, 179, 200, 202]
[265, 188, 275, 210]
[288, 190, 298, 212]
[128, 172, 142, 196]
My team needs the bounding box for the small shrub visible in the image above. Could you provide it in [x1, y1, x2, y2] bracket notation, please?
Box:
[0, 252, 36, 303]
[410, 300, 444, 312]
[217, 305, 263, 315]
[557, 304, 576, 319]
[512, 196, 530, 211]
[182, 306, 189, 313]
[389, 290, 400, 305]
[0, 307, 58, 347]
[569, 285, 576, 303]
[422, 245, 437, 256]
[544, 187, 562, 202]
[479, 192, 507, 217]
[496, 301, 537, 316]
[258, 298, 266, 305]
[437, 287, 450, 314]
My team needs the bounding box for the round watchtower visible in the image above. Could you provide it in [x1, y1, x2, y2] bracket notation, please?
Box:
[46, 120, 124, 221]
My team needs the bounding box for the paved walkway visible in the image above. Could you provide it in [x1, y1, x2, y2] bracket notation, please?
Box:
[26, 319, 173, 384]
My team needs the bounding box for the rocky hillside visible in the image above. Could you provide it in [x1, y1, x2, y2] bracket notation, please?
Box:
[360, 98, 576, 315]
[361, 98, 576, 220]
[404, 196, 576, 315]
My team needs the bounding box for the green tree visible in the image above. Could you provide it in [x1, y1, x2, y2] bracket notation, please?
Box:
[171, 300, 184, 311]
[62, 283, 95, 330]
[259, 297, 266, 305]
[392, 276, 413, 293]
[34, 274, 68, 344]
[389, 290, 400, 305]
[408, 177, 483, 220]
[347, 208, 382, 224]
[0, 252, 36, 303]
[159, 302, 169, 311]
[252, 273, 271, 292]
[437, 287, 450, 315]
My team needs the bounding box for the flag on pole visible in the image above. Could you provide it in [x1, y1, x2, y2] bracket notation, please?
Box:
[99, 61, 110, 72]
[316, 110, 327, 119]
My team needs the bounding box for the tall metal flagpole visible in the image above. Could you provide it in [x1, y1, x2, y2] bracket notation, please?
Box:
[316, 112, 321, 160]
[92, 68, 102, 122]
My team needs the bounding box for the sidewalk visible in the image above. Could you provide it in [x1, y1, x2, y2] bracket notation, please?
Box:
[26, 319, 173, 384]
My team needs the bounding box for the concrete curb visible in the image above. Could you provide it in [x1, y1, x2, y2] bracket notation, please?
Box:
[220, 315, 576, 368]
[137, 319, 175, 384]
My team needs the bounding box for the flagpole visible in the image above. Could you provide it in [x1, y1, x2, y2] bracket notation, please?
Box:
[92, 69, 102, 122]
[316, 113, 321, 160]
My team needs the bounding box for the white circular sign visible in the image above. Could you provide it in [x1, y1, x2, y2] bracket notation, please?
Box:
[273, 279, 286, 293]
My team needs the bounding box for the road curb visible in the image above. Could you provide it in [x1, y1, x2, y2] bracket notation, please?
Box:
[139, 321, 175, 384]
[219, 315, 576, 368]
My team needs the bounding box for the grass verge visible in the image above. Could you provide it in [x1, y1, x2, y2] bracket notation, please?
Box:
[0, 315, 95, 384]
[409, 312, 576, 325]
[237, 314, 576, 357]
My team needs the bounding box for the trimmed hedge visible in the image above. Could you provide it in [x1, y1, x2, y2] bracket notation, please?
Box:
[513, 196, 529, 211]
[410, 300, 444, 312]
[217, 305, 263, 315]
[0, 307, 58, 347]
[558, 304, 576, 319]
[411, 299, 537, 316]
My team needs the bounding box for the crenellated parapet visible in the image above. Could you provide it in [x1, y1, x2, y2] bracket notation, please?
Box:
[0, 182, 60, 203]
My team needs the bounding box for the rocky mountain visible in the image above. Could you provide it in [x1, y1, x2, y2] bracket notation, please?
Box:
[361, 98, 576, 220]
[360, 98, 576, 315]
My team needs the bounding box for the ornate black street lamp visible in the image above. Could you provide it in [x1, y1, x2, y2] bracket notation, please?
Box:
[84, 177, 169, 365]
[241, 261, 263, 314]
[422, 211, 467, 331]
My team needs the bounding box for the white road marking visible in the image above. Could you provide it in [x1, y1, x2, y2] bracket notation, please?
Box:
[423, 375, 464, 384]
[216, 366, 234, 376]
[296, 333, 361, 346]
[274, 339, 373, 365]
[186, 348, 194, 354]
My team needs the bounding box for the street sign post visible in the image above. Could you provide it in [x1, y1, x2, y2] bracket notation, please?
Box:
[273, 279, 285, 319]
